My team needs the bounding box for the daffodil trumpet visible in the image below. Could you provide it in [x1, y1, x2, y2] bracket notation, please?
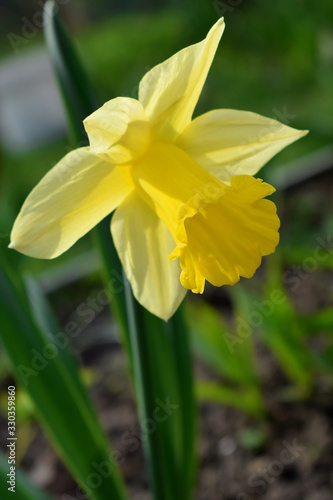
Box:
[10, 18, 307, 320]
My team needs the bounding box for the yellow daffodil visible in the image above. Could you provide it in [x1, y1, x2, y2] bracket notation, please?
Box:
[10, 18, 307, 320]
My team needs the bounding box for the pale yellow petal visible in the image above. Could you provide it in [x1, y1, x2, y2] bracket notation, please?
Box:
[10, 148, 133, 258]
[139, 18, 225, 140]
[111, 192, 187, 320]
[83, 97, 151, 164]
[177, 109, 308, 182]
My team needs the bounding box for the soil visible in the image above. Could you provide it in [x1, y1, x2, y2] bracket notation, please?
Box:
[6, 335, 332, 500]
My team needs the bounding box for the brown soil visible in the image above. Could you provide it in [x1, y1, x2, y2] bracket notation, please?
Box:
[8, 337, 332, 500]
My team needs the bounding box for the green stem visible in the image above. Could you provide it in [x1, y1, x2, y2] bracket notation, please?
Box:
[168, 309, 197, 498]
[123, 275, 173, 500]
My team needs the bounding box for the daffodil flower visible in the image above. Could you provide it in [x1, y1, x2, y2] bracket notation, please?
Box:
[10, 18, 307, 320]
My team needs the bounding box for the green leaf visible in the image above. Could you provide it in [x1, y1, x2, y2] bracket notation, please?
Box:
[0, 451, 54, 500]
[43, 0, 99, 145]
[0, 254, 127, 500]
[92, 219, 132, 365]
[231, 258, 313, 396]
[281, 245, 333, 269]
[300, 308, 333, 335]
[124, 278, 196, 500]
[186, 300, 259, 387]
[239, 427, 268, 450]
[196, 382, 265, 417]
[24, 275, 102, 424]
[298, 308, 333, 374]
[167, 308, 197, 497]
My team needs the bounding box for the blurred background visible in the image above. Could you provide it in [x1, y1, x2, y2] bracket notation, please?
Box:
[0, 1, 333, 499]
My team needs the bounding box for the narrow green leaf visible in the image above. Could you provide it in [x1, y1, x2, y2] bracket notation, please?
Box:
[196, 381, 265, 418]
[0, 255, 127, 500]
[186, 300, 259, 386]
[281, 245, 333, 269]
[299, 308, 333, 335]
[167, 308, 197, 498]
[124, 277, 195, 500]
[231, 258, 313, 396]
[43, 0, 99, 145]
[92, 219, 132, 365]
[24, 275, 103, 424]
[298, 308, 333, 374]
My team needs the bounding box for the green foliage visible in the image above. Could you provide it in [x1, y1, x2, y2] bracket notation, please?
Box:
[190, 241, 333, 410]
[124, 290, 196, 500]
[238, 426, 268, 451]
[196, 381, 264, 418]
[187, 301, 258, 385]
[0, 251, 127, 500]
[230, 278, 313, 398]
[186, 300, 265, 417]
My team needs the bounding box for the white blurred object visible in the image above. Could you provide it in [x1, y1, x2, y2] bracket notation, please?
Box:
[218, 436, 237, 456]
[0, 47, 67, 151]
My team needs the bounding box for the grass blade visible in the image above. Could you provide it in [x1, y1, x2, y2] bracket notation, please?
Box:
[167, 309, 197, 496]
[186, 300, 264, 417]
[197, 382, 265, 417]
[0, 254, 127, 500]
[24, 275, 103, 424]
[231, 259, 313, 396]
[43, 0, 99, 145]
[186, 300, 259, 387]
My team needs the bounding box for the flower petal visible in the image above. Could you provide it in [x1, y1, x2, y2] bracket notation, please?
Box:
[139, 18, 225, 140]
[111, 191, 187, 320]
[177, 109, 308, 182]
[177, 175, 280, 291]
[132, 142, 225, 237]
[84, 97, 150, 164]
[10, 148, 133, 258]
